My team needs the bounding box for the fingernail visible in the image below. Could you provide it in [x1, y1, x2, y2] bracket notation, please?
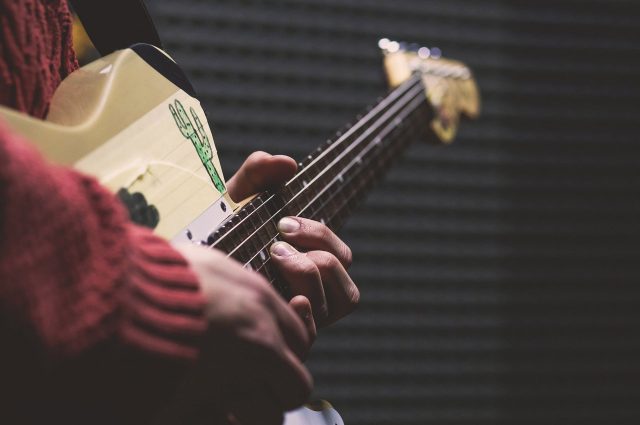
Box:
[278, 217, 300, 233]
[271, 241, 297, 257]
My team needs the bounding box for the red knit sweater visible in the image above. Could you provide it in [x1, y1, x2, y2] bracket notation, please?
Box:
[0, 1, 207, 422]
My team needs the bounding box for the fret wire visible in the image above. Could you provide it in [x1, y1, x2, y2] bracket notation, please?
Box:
[285, 85, 427, 210]
[227, 92, 429, 297]
[247, 99, 428, 276]
[210, 75, 423, 252]
[305, 100, 432, 228]
[252, 126, 418, 280]
[313, 105, 429, 229]
[295, 94, 428, 222]
[286, 75, 422, 187]
[225, 83, 427, 260]
[251, 126, 415, 276]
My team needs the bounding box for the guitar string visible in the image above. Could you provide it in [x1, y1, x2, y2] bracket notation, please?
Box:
[251, 109, 423, 280]
[208, 74, 423, 251]
[210, 75, 422, 254]
[222, 81, 427, 260]
[282, 74, 423, 190]
[297, 97, 427, 221]
[242, 92, 428, 274]
[304, 101, 428, 234]
[250, 95, 426, 278]
[229, 82, 424, 259]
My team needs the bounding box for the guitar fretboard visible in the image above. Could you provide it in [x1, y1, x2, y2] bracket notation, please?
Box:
[208, 74, 433, 296]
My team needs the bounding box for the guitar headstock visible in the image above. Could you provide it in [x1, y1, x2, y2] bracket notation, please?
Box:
[380, 38, 480, 143]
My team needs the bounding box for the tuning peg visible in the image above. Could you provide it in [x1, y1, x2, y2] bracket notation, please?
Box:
[418, 47, 431, 59]
[378, 38, 400, 54]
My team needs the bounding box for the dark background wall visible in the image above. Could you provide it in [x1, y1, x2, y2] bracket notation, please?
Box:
[147, 1, 640, 424]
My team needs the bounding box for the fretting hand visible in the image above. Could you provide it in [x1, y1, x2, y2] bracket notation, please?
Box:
[226, 151, 360, 331]
[175, 151, 359, 425]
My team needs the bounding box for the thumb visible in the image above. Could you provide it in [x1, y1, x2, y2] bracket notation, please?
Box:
[226, 151, 298, 202]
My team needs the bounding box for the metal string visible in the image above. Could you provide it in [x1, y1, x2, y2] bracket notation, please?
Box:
[222, 78, 426, 261]
[251, 95, 428, 278]
[208, 74, 423, 253]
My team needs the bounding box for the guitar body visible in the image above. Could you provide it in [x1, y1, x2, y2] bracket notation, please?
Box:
[0, 41, 478, 424]
[0, 43, 342, 425]
[0, 44, 233, 240]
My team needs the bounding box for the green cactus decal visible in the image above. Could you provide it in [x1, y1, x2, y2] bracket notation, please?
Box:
[169, 99, 225, 193]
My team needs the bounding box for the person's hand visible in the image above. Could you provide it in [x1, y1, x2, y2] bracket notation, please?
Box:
[173, 151, 358, 425]
[226, 152, 360, 331]
[175, 244, 312, 425]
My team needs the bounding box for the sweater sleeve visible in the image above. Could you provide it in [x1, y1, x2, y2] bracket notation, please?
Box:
[0, 119, 207, 362]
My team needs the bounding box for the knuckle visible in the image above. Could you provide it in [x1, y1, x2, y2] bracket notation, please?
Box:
[318, 222, 332, 241]
[247, 150, 270, 164]
[316, 302, 330, 323]
[296, 257, 320, 280]
[240, 319, 280, 352]
[244, 278, 276, 307]
[301, 218, 329, 240]
[341, 245, 353, 268]
[319, 252, 340, 271]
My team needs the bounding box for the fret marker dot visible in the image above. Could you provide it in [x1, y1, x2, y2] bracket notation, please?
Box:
[303, 180, 308, 187]
[338, 174, 344, 182]
[320, 218, 326, 224]
[259, 250, 267, 261]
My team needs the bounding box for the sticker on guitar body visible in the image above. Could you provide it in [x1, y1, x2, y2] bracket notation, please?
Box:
[74, 90, 227, 239]
[169, 99, 225, 193]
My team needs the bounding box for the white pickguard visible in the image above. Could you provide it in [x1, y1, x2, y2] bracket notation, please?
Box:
[284, 404, 344, 425]
[171, 195, 233, 244]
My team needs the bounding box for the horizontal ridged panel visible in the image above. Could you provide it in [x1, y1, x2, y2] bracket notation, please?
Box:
[148, 1, 640, 424]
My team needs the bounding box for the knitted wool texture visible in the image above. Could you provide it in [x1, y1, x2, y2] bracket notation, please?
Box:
[0, 0, 206, 366]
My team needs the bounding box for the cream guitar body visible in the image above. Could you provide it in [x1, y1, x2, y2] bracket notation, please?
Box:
[0, 44, 233, 240]
[0, 41, 478, 424]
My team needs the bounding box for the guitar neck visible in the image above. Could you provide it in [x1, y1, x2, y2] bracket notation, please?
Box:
[210, 74, 432, 296]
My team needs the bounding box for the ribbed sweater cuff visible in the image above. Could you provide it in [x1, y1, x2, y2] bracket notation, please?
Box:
[121, 226, 207, 361]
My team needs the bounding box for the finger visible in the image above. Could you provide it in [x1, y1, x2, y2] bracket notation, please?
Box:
[306, 250, 360, 326]
[270, 241, 329, 324]
[228, 314, 312, 411]
[200, 247, 311, 359]
[277, 217, 353, 268]
[195, 251, 311, 361]
[289, 295, 317, 354]
[226, 151, 297, 202]
[248, 276, 311, 361]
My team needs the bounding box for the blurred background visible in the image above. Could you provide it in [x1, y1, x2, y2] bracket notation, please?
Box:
[78, 1, 640, 424]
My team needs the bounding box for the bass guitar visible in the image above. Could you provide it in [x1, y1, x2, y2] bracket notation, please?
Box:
[0, 38, 479, 424]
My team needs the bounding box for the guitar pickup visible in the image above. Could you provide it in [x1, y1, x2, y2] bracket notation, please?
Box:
[171, 195, 233, 245]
